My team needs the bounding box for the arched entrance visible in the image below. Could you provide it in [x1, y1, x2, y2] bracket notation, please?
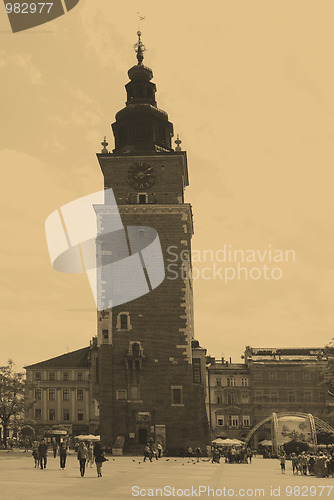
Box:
[244, 412, 334, 455]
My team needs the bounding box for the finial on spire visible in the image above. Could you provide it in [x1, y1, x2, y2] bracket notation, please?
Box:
[101, 136, 109, 154]
[175, 134, 182, 151]
[134, 14, 146, 65]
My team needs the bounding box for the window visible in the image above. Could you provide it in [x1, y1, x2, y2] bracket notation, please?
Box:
[130, 385, 139, 400]
[102, 329, 109, 342]
[49, 409, 56, 421]
[288, 391, 296, 402]
[193, 358, 201, 384]
[227, 377, 236, 386]
[216, 416, 224, 426]
[253, 371, 262, 381]
[241, 377, 248, 386]
[63, 372, 69, 381]
[158, 125, 166, 143]
[116, 389, 128, 400]
[135, 122, 147, 140]
[35, 372, 41, 381]
[228, 415, 239, 427]
[77, 389, 84, 401]
[120, 314, 129, 330]
[242, 416, 251, 427]
[269, 372, 277, 381]
[304, 391, 312, 403]
[287, 372, 295, 382]
[63, 409, 70, 421]
[77, 372, 83, 381]
[63, 389, 70, 401]
[118, 126, 127, 145]
[242, 392, 249, 403]
[254, 391, 263, 402]
[216, 378, 222, 387]
[216, 393, 222, 404]
[77, 410, 84, 422]
[95, 358, 99, 384]
[49, 372, 56, 381]
[35, 389, 41, 400]
[138, 194, 147, 204]
[35, 409, 41, 420]
[227, 393, 238, 405]
[171, 386, 183, 405]
[48, 389, 56, 401]
[303, 372, 311, 381]
[269, 392, 278, 403]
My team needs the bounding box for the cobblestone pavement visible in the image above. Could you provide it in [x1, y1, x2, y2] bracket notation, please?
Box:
[0, 452, 333, 499]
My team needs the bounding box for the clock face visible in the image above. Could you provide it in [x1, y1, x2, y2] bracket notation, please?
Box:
[127, 162, 156, 190]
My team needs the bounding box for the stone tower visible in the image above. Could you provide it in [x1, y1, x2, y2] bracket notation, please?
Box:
[93, 32, 209, 454]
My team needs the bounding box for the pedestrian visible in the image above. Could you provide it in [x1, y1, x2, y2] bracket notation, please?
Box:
[247, 448, 253, 464]
[291, 452, 298, 474]
[32, 441, 39, 468]
[157, 442, 163, 458]
[93, 441, 106, 478]
[195, 445, 202, 463]
[38, 439, 48, 470]
[59, 440, 68, 470]
[279, 453, 286, 474]
[143, 443, 152, 462]
[52, 439, 58, 459]
[88, 442, 94, 468]
[77, 442, 88, 477]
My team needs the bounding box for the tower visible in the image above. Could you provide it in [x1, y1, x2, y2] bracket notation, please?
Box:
[94, 32, 210, 454]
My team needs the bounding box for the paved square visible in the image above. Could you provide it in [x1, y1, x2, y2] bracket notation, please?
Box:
[0, 452, 333, 499]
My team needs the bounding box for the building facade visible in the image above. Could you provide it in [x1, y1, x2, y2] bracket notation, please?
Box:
[206, 347, 332, 447]
[24, 346, 99, 437]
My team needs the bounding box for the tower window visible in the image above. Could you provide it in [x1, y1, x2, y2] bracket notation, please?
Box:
[118, 127, 127, 145]
[102, 329, 109, 342]
[193, 358, 201, 383]
[120, 314, 128, 329]
[117, 312, 132, 331]
[138, 194, 147, 204]
[158, 125, 166, 143]
[171, 386, 183, 406]
[136, 122, 147, 140]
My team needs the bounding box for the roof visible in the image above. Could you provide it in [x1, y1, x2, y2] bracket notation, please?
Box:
[24, 347, 90, 369]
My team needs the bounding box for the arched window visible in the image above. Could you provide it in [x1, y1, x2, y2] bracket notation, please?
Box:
[136, 122, 147, 140]
[116, 312, 132, 331]
[158, 126, 166, 143]
[132, 343, 140, 357]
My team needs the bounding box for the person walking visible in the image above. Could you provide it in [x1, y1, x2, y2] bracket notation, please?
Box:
[88, 442, 94, 468]
[38, 439, 48, 470]
[195, 446, 202, 463]
[157, 442, 163, 458]
[93, 442, 106, 478]
[279, 453, 286, 474]
[77, 442, 88, 477]
[32, 441, 39, 468]
[143, 443, 152, 462]
[59, 440, 68, 470]
[52, 439, 58, 459]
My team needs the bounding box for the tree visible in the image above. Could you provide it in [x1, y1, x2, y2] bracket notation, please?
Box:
[0, 360, 35, 448]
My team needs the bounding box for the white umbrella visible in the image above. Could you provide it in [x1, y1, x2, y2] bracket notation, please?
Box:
[259, 439, 272, 447]
[75, 434, 100, 441]
[212, 438, 226, 444]
[213, 438, 244, 446]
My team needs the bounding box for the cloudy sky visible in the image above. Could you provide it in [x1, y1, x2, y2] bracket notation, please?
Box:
[1, 0, 334, 370]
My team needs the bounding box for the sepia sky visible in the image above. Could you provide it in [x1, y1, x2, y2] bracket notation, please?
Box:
[1, 0, 334, 370]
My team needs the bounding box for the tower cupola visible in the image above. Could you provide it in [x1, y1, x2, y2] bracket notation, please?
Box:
[111, 31, 174, 154]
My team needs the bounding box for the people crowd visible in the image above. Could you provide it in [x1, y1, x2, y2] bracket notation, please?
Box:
[143, 438, 164, 462]
[284, 450, 334, 478]
[211, 445, 253, 464]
